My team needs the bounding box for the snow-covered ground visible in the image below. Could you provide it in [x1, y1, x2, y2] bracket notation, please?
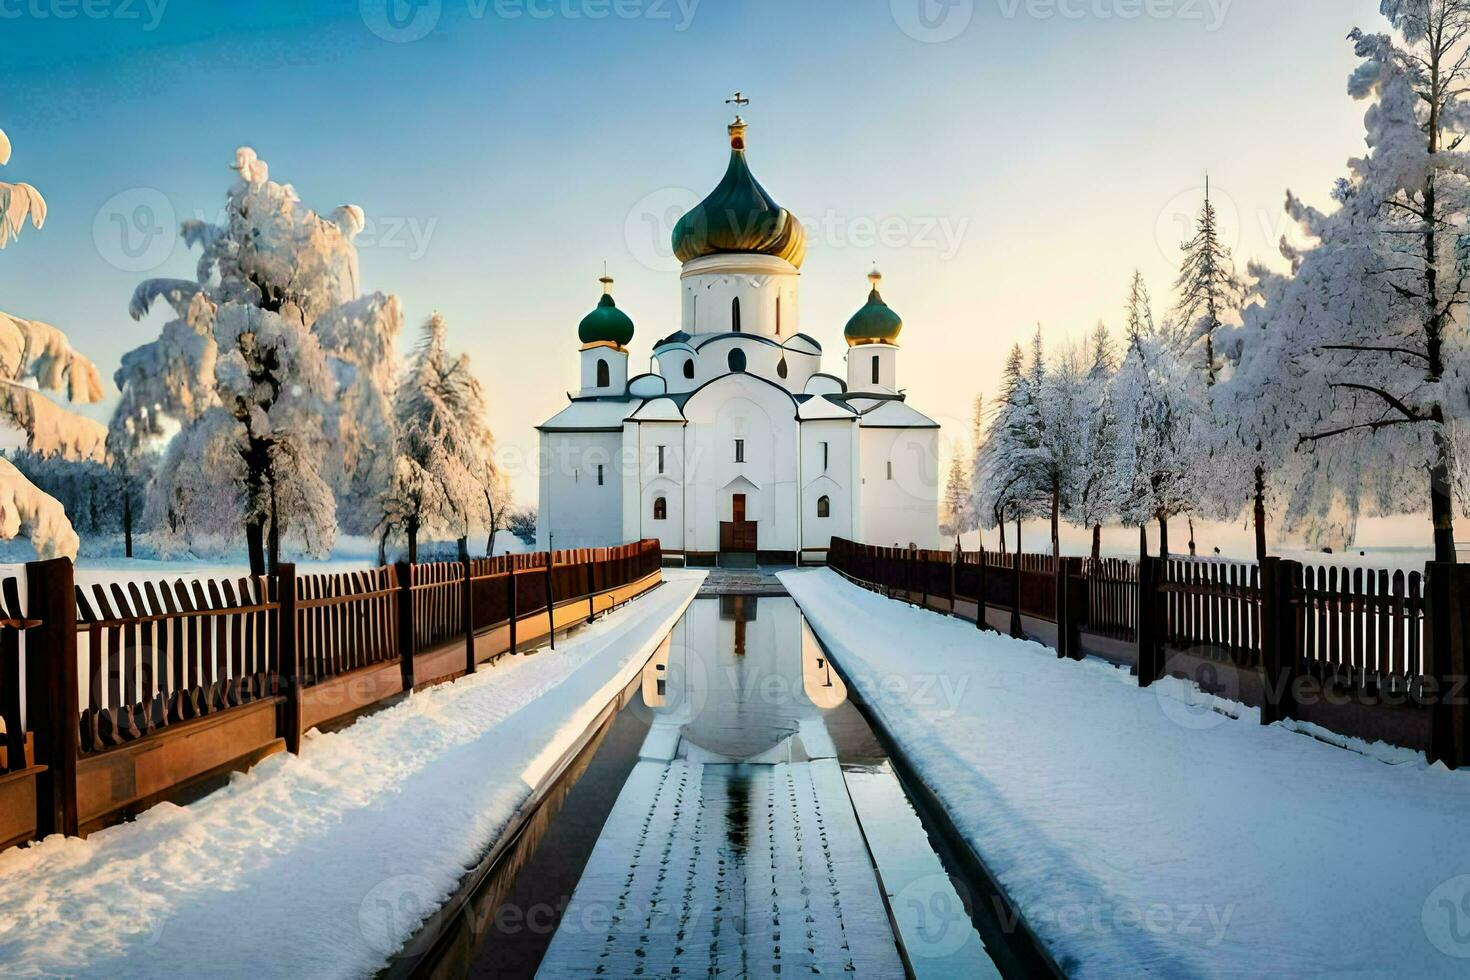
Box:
[779, 568, 1470, 979]
[0, 570, 702, 979]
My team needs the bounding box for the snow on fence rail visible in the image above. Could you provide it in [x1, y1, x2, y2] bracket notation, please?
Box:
[0, 540, 664, 852]
[827, 538, 1467, 768]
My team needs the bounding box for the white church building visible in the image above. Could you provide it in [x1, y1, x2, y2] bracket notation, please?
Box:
[536, 114, 940, 564]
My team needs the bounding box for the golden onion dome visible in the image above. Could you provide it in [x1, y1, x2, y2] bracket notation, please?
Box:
[671, 119, 807, 269]
[844, 268, 903, 347]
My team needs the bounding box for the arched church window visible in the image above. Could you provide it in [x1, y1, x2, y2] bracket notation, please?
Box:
[728, 348, 747, 373]
[653, 497, 668, 521]
[777, 358, 788, 379]
[817, 496, 831, 519]
[732, 297, 742, 332]
[597, 358, 610, 388]
[871, 355, 880, 386]
[683, 359, 695, 380]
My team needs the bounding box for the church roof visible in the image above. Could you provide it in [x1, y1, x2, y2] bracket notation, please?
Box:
[671, 118, 807, 269]
[855, 398, 938, 429]
[538, 398, 634, 432]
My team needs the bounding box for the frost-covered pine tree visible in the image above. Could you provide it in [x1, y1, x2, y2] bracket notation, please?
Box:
[1249, 2, 1470, 561]
[1110, 276, 1201, 556]
[940, 456, 971, 546]
[1070, 322, 1121, 561]
[1205, 263, 1297, 560]
[974, 343, 1047, 553]
[0, 125, 111, 559]
[124, 148, 402, 572]
[1173, 177, 1246, 384]
[1031, 329, 1088, 563]
[381, 313, 493, 563]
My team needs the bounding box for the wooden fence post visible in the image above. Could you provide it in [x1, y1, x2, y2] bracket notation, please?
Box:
[949, 543, 959, 617]
[508, 571, 518, 656]
[276, 562, 302, 754]
[586, 554, 597, 624]
[459, 539, 476, 677]
[1427, 562, 1468, 770]
[976, 546, 993, 633]
[1136, 556, 1163, 687]
[1009, 550, 1023, 639]
[396, 561, 416, 692]
[1060, 558, 1086, 661]
[25, 558, 77, 838]
[1055, 560, 1069, 659]
[544, 552, 557, 651]
[1259, 557, 1301, 727]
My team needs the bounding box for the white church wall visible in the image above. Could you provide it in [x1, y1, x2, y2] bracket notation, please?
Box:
[799, 419, 857, 552]
[857, 426, 940, 549]
[579, 345, 628, 396]
[632, 420, 688, 552]
[538, 429, 625, 549]
[682, 375, 800, 554]
[680, 254, 800, 338]
[846, 344, 898, 395]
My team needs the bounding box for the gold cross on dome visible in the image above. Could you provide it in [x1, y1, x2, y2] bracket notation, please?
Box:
[726, 91, 750, 110]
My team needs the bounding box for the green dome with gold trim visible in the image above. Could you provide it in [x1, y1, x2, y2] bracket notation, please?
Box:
[672, 119, 807, 269]
[844, 269, 903, 346]
[579, 277, 635, 347]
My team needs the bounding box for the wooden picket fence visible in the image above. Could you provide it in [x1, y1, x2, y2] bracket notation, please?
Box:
[0, 540, 663, 850]
[828, 539, 1464, 767]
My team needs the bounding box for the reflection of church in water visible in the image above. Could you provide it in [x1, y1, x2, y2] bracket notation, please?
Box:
[536, 109, 941, 562]
[537, 596, 907, 976]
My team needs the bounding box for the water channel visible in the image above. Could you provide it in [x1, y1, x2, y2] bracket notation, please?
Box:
[392, 595, 1029, 979]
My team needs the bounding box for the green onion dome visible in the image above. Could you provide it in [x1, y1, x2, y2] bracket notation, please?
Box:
[844, 269, 903, 346]
[578, 276, 635, 348]
[672, 119, 807, 269]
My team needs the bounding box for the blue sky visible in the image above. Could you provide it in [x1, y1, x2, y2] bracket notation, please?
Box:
[1, 0, 1383, 504]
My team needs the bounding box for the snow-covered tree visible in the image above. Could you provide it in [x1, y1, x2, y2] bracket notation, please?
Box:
[508, 507, 537, 547]
[0, 126, 111, 559]
[1110, 277, 1202, 556]
[124, 147, 402, 572]
[381, 313, 493, 562]
[1174, 177, 1246, 384]
[1246, 2, 1470, 562]
[973, 343, 1047, 552]
[1070, 322, 1121, 560]
[940, 456, 971, 545]
[1031, 330, 1088, 563]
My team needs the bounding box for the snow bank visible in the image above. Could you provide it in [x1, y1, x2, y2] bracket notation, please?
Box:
[780, 568, 1470, 979]
[0, 570, 702, 979]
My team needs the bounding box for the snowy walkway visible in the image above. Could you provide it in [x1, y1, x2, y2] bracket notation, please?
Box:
[537, 758, 904, 978]
[0, 570, 703, 980]
[780, 568, 1470, 979]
